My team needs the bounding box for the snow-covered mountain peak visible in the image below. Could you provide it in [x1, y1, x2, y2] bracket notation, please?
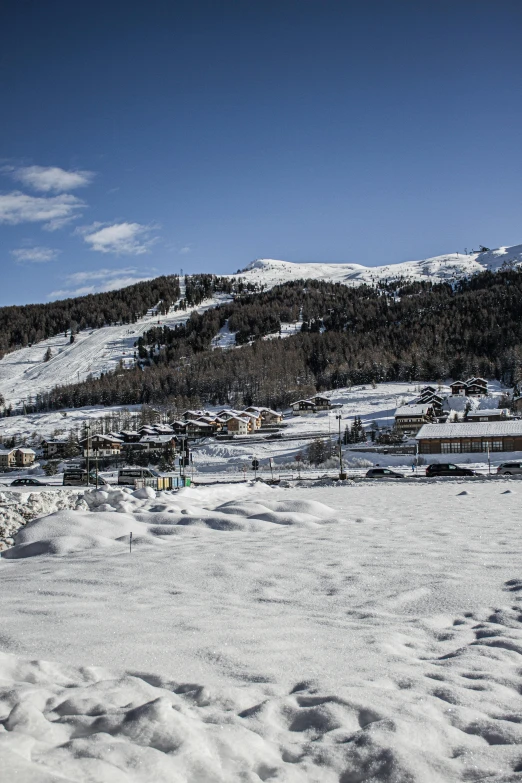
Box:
[234, 244, 522, 289]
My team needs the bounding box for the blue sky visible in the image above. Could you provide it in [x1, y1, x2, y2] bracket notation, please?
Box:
[1, 0, 521, 305]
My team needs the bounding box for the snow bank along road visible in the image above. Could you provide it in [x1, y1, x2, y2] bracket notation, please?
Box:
[0, 481, 521, 781]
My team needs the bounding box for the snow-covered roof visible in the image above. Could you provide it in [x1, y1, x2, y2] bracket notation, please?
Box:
[17, 448, 36, 454]
[416, 421, 522, 439]
[0, 448, 15, 455]
[140, 434, 176, 443]
[467, 409, 508, 418]
[395, 404, 431, 417]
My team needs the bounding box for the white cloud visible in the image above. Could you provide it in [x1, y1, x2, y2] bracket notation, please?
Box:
[11, 246, 60, 263]
[49, 267, 153, 299]
[8, 165, 95, 193]
[77, 221, 157, 255]
[0, 191, 85, 228]
[179, 245, 192, 254]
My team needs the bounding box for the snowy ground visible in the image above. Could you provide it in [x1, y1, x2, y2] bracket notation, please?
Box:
[0, 480, 521, 781]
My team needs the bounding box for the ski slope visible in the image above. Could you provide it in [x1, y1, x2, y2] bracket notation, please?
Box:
[0, 284, 231, 407]
[230, 243, 522, 290]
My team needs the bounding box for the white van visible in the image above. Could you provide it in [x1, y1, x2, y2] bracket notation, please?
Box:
[117, 468, 160, 486]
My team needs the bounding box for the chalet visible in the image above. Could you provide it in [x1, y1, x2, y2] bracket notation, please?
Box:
[42, 439, 68, 459]
[226, 416, 250, 435]
[467, 408, 510, 422]
[79, 434, 122, 458]
[239, 411, 261, 430]
[260, 408, 284, 425]
[153, 424, 175, 435]
[312, 395, 332, 410]
[194, 415, 224, 431]
[466, 378, 488, 396]
[416, 420, 522, 454]
[0, 448, 16, 469]
[291, 399, 316, 415]
[119, 430, 141, 443]
[394, 404, 434, 435]
[170, 420, 188, 434]
[182, 409, 208, 421]
[450, 378, 488, 397]
[138, 426, 157, 437]
[185, 419, 216, 438]
[450, 381, 468, 396]
[139, 434, 177, 451]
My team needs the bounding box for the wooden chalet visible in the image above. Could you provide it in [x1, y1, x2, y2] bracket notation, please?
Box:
[226, 416, 250, 435]
[394, 404, 434, 434]
[79, 434, 122, 457]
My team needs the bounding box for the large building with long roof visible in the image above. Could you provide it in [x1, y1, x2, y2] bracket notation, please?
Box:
[416, 421, 522, 455]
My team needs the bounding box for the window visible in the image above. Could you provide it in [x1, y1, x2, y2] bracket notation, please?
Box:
[461, 440, 471, 452]
[471, 441, 482, 452]
[450, 442, 460, 453]
[492, 440, 503, 452]
[504, 439, 514, 451]
[441, 442, 451, 453]
[419, 442, 431, 454]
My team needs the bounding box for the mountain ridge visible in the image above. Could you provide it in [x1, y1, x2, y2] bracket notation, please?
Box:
[232, 244, 522, 289]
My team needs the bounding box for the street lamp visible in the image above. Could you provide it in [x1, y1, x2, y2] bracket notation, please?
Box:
[336, 413, 346, 480]
[86, 423, 91, 487]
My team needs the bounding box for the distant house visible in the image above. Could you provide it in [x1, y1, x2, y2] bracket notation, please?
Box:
[450, 378, 488, 397]
[260, 408, 284, 425]
[15, 448, 36, 466]
[312, 395, 332, 411]
[394, 404, 434, 435]
[185, 420, 216, 438]
[226, 416, 250, 435]
[119, 430, 141, 443]
[450, 381, 468, 396]
[41, 439, 68, 459]
[79, 434, 122, 458]
[466, 378, 488, 396]
[291, 399, 317, 415]
[139, 434, 177, 451]
[153, 424, 175, 435]
[467, 408, 510, 422]
[170, 420, 188, 434]
[0, 448, 16, 469]
[416, 420, 522, 454]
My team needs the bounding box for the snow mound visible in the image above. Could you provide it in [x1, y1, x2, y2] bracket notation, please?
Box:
[3, 489, 339, 558]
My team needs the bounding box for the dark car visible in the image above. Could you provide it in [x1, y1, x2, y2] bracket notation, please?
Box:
[10, 478, 48, 486]
[366, 468, 405, 479]
[425, 463, 476, 477]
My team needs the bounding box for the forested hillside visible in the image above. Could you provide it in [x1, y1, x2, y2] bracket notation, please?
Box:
[30, 268, 522, 411]
[0, 275, 181, 359]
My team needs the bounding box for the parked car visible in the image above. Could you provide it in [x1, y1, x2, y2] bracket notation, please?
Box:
[10, 478, 48, 486]
[496, 462, 522, 476]
[425, 463, 477, 477]
[365, 468, 405, 479]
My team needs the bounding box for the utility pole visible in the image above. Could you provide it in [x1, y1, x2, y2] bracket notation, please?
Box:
[336, 413, 346, 479]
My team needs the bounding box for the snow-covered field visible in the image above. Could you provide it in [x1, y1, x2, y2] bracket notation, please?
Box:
[1, 480, 521, 781]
